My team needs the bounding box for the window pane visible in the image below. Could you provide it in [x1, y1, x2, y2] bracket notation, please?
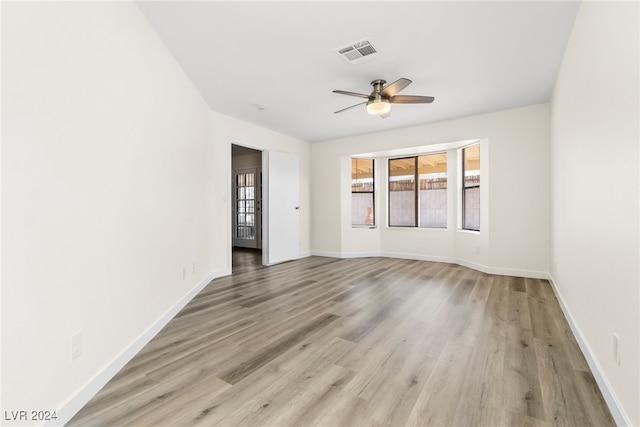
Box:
[352, 193, 374, 226]
[236, 226, 255, 240]
[352, 158, 374, 192]
[463, 144, 480, 230]
[418, 153, 447, 228]
[389, 158, 416, 227]
[351, 158, 375, 226]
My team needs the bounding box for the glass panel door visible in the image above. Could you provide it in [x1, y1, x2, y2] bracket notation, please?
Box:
[233, 169, 261, 248]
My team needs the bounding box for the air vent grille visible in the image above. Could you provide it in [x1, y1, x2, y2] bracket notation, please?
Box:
[335, 39, 380, 65]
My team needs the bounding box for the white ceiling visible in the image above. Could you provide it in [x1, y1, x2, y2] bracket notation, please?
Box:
[136, 1, 580, 143]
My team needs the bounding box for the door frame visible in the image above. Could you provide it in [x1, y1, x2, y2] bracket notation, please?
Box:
[228, 141, 300, 272]
[228, 141, 268, 269]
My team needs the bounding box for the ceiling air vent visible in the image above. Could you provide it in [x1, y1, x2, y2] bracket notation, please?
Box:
[335, 39, 380, 65]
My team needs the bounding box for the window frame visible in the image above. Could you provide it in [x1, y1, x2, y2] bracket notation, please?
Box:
[388, 156, 418, 227]
[461, 143, 480, 231]
[387, 152, 448, 229]
[351, 158, 376, 228]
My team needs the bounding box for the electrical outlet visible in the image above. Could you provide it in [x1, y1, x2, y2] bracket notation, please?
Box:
[71, 331, 83, 361]
[192, 262, 196, 275]
[613, 333, 621, 366]
[182, 267, 186, 280]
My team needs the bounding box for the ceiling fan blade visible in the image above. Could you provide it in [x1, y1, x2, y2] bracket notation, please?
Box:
[332, 90, 370, 99]
[380, 78, 412, 98]
[334, 101, 367, 114]
[390, 95, 435, 104]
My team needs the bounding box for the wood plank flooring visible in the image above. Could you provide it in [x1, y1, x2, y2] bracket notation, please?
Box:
[68, 251, 615, 426]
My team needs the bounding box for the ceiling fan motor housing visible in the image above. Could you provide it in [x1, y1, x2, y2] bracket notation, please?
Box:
[371, 79, 387, 95]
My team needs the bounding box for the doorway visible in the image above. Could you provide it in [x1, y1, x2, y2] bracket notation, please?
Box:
[232, 145, 263, 265]
[230, 143, 301, 270]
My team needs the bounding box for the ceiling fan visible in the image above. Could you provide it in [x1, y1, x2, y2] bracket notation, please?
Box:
[333, 78, 434, 117]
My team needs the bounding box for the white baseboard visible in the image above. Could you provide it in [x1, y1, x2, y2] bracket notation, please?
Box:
[311, 250, 450, 262]
[49, 269, 230, 427]
[335, 251, 382, 259]
[310, 250, 548, 279]
[310, 250, 347, 258]
[479, 264, 549, 280]
[548, 275, 633, 427]
[379, 251, 454, 264]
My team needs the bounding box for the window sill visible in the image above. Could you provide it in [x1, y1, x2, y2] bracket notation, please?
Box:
[458, 228, 480, 235]
[386, 226, 448, 231]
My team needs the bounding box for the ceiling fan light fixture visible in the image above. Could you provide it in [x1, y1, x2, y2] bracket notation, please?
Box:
[366, 99, 391, 116]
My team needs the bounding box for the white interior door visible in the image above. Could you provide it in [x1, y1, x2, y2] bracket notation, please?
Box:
[265, 151, 300, 265]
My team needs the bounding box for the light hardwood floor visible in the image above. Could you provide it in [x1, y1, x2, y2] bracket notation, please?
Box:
[68, 251, 615, 426]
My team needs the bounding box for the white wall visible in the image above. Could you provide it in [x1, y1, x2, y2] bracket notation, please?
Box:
[1, 2, 211, 425]
[550, 2, 639, 425]
[311, 104, 550, 278]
